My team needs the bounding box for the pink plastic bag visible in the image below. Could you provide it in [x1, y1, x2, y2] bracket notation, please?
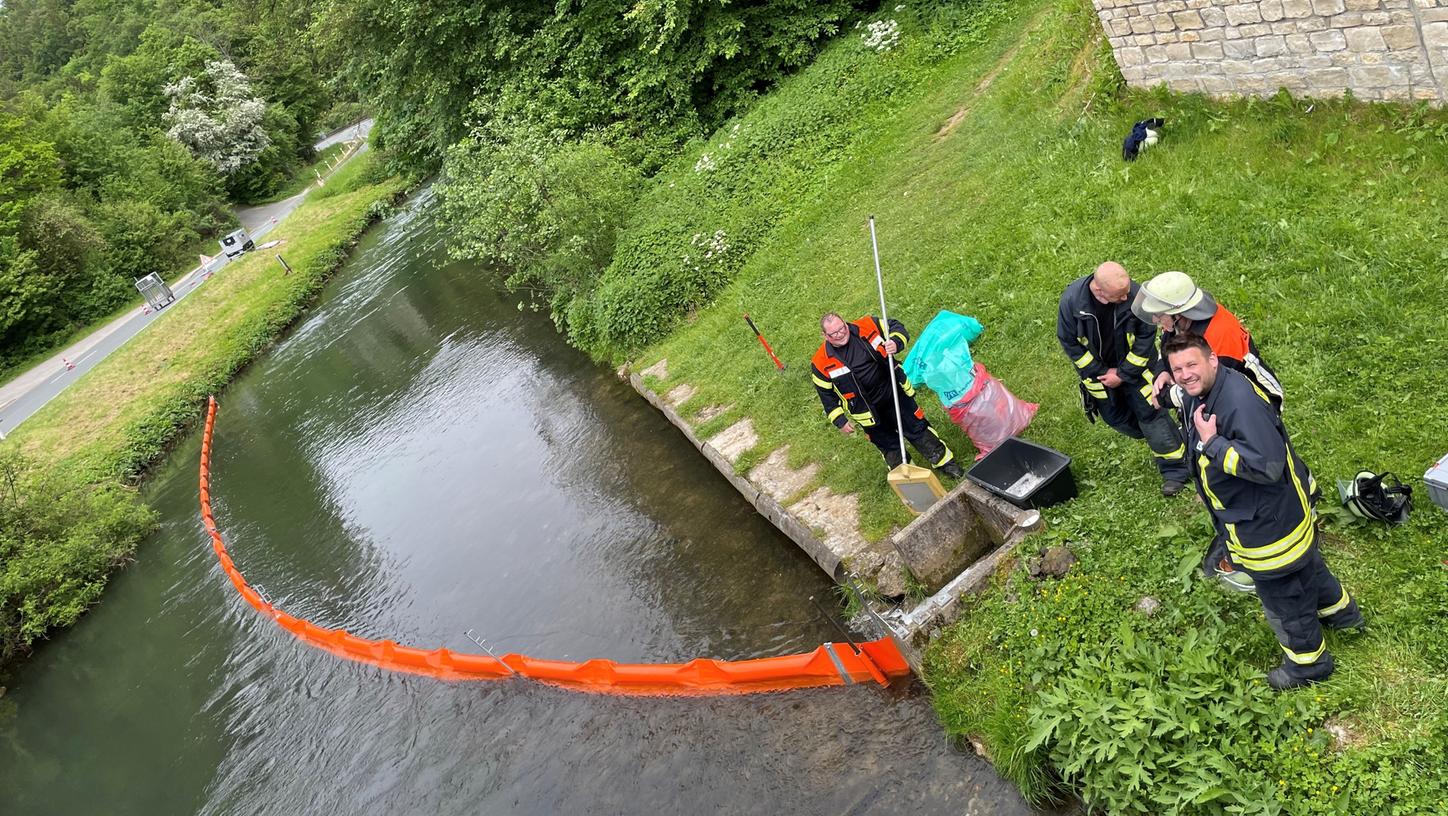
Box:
[945, 363, 1038, 459]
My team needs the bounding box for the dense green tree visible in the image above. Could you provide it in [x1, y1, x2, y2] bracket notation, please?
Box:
[440, 123, 642, 319]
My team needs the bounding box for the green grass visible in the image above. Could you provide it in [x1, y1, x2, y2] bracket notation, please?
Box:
[0, 152, 406, 668]
[607, 0, 1448, 810]
[250, 143, 351, 204]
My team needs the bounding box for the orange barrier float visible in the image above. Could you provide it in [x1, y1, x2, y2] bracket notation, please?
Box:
[199, 397, 912, 694]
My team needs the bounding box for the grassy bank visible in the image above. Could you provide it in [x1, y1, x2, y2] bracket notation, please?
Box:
[1, 152, 406, 668]
[599, 0, 1447, 811]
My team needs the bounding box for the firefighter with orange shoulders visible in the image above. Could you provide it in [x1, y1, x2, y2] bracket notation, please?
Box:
[811, 312, 964, 479]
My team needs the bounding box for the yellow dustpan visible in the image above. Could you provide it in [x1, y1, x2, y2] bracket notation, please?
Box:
[869, 216, 944, 515]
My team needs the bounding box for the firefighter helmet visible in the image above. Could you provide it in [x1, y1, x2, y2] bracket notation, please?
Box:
[1337, 470, 1412, 525]
[1133, 271, 1218, 322]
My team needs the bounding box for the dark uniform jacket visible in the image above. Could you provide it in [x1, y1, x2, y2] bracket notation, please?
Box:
[1056, 275, 1159, 404]
[810, 316, 913, 429]
[1178, 366, 1315, 578]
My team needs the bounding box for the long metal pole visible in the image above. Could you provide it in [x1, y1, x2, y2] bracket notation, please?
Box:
[868, 216, 908, 466]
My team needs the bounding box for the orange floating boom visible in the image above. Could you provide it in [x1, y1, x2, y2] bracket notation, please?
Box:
[199, 396, 910, 695]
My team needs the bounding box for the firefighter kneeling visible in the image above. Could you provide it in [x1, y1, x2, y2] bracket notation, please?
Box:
[1163, 333, 1364, 690]
[812, 313, 964, 479]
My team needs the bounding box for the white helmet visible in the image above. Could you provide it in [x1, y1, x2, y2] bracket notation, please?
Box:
[1132, 271, 1217, 322]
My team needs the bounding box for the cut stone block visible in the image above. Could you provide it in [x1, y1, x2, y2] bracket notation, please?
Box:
[706, 419, 757, 464]
[748, 447, 819, 504]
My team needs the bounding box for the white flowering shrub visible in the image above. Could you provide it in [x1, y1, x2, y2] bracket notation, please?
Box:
[163, 60, 271, 175]
[862, 19, 901, 52]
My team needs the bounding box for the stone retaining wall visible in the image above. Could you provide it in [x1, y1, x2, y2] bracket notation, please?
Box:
[1094, 0, 1448, 103]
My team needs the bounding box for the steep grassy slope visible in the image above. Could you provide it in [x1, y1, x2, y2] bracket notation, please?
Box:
[618, 0, 1448, 810]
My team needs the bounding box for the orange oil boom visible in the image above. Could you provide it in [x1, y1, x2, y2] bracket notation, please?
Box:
[199, 396, 910, 694]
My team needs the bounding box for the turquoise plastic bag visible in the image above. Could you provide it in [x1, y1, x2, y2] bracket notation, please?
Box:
[902, 310, 985, 407]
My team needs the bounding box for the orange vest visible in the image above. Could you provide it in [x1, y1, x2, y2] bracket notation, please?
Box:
[1203, 305, 1252, 363]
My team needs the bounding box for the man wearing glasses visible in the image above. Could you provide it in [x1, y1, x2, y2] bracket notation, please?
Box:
[811, 312, 964, 479]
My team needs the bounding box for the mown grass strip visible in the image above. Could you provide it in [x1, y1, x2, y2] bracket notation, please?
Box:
[1, 153, 406, 669]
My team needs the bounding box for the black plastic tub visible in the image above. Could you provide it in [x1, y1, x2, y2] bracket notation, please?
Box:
[966, 437, 1076, 510]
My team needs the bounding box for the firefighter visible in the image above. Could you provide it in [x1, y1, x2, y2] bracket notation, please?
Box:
[1132, 271, 1285, 412]
[1056, 262, 1189, 496]
[811, 312, 964, 479]
[1164, 332, 1363, 690]
[1135, 270, 1299, 591]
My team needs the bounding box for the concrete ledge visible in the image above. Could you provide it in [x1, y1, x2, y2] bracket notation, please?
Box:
[627, 364, 1046, 667]
[631, 372, 844, 578]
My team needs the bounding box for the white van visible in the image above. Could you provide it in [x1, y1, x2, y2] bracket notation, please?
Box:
[220, 228, 255, 259]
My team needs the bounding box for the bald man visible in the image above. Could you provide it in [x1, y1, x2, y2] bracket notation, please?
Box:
[1056, 262, 1189, 496]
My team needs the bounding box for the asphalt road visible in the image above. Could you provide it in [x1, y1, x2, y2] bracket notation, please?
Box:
[0, 120, 373, 439]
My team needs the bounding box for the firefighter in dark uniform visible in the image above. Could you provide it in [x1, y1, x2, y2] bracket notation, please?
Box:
[812, 312, 964, 479]
[1164, 332, 1363, 690]
[1056, 262, 1189, 496]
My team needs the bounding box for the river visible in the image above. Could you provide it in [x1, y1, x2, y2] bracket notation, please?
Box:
[0, 189, 1043, 815]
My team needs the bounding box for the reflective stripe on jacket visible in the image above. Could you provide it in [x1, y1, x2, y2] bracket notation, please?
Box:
[1056, 275, 1160, 399]
[811, 316, 914, 429]
[1179, 367, 1315, 577]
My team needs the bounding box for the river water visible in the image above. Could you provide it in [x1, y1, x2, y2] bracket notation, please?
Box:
[0, 190, 1041, 815]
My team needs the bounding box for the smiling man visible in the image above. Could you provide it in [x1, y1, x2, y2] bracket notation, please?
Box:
[1164, 332, 1362, 691]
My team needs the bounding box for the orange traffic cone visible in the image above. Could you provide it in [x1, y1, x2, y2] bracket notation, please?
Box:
[62, 357, 75, 371]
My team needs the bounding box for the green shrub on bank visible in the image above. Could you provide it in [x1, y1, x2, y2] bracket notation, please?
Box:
[0, 450, 155, 664]
[438, 124, 642, 322]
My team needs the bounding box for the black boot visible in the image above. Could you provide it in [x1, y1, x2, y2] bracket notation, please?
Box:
[1267, 655, 1334, 691]
[940, 460, 965, 480]
[884, 449, 907, 470]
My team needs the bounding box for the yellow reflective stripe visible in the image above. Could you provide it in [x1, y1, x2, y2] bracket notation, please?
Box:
[1223, 446, 1241, 476]
[901, 376, 915, 398]
[1126, 351, 1149, 368]
[1318, 590, 1352, 618]
[1228, 522, 1312, 572]
[1198, 455, 1225, 510]
[1074, 351, 1095, 369]
[812, 375, 832, 389]
[1228, 444, 1314, 572]
[1249, 381, 1272, 405]
[1154, 444, 1185, 461]
[826, 406, 846, 423]
[1139, 381, 1155, 399]
[889, 331, 907, 346]
[1281, 639, 1327, 664]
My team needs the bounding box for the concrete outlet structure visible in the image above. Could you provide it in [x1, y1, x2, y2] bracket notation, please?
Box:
[1094, 0, 1448, 102]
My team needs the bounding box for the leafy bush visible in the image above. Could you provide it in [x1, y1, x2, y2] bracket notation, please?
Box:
[439, 123, 641, 324]
[311, 0, 858, 174]
[1024, 616, 1315, 815]
[0, 450, 156, 664]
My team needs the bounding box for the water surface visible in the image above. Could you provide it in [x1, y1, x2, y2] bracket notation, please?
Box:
[0, 190, 1041, 815]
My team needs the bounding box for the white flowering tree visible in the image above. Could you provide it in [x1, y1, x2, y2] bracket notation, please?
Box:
[163, 60, 271, 175]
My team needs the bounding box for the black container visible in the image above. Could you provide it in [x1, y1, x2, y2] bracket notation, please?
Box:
[966, 437, 1077, 510]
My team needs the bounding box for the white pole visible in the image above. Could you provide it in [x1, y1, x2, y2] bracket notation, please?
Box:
[868, 216, 908, 468]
